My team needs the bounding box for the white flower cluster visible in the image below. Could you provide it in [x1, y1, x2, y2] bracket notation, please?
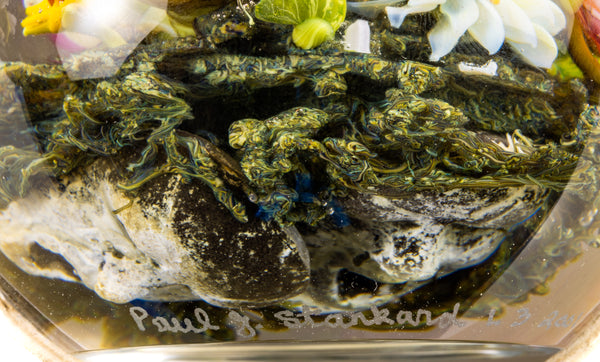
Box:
[385, 0, 567, 68]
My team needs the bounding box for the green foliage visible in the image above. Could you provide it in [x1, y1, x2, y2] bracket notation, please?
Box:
[255, 0, 346, 49]
[549, 53, 586, 81]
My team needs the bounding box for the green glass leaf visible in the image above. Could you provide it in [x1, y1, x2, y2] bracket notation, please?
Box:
[313, 0, 347, 30]
[292, 18, 334, 49]
[255, 0, 306, 25]
[255, 0, 346, 31]
[548, 54, 585, 81]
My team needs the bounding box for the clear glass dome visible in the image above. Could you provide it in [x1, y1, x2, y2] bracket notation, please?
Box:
[0, 0, 599, 360]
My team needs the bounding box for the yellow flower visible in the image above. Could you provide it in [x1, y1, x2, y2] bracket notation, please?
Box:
[21, 0, 79, 36]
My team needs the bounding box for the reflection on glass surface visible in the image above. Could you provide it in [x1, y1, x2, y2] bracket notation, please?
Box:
[0, 0, 600, 359]
[21, 0, 167, 79]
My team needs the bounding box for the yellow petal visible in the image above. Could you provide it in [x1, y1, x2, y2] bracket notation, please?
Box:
[21, 0, 80, 36]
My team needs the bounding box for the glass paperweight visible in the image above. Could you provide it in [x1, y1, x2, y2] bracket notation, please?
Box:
[1, 0, 600, 360]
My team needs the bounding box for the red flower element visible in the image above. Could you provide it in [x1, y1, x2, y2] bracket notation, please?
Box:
[577, 0, 600, 53]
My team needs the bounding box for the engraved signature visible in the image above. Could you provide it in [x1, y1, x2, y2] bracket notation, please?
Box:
[128, 303, 582, 338]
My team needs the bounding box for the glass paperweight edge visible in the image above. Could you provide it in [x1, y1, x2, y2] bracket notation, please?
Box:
[74, 340, 559, 361]
[0, 269, 566, 361]
[0, 271, 81, 360]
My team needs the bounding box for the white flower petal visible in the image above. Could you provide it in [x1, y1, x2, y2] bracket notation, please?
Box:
[512, 0, 567, 35]
[344, 19, 371, 53]
[407, 0, 446, 9]
[468, 0, 505, 54]
[493, 0, 537, 46]
[386, 0, 446, 28]
[427, 0, 478, 61]
[439, 0, 480, 31]
[386, 7, 412, 28]
[507, 24, 558, 68]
